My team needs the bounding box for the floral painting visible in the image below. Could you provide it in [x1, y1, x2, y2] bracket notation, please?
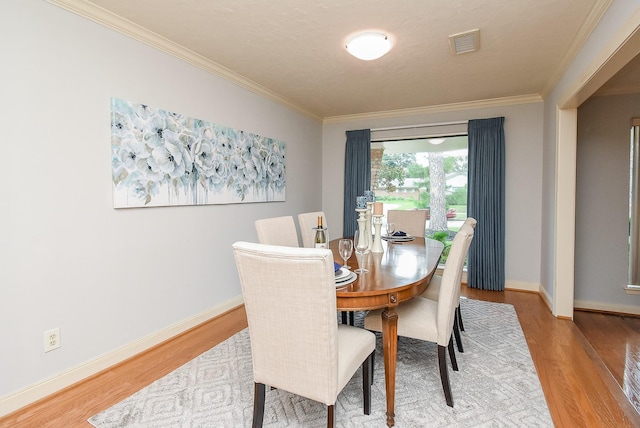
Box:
[111, 98, 286, 208]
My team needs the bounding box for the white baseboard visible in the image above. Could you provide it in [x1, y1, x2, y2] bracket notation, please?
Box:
[574, 299, 640, 316]
[505, 280, 540, 293]
[0, 295, 245, 417]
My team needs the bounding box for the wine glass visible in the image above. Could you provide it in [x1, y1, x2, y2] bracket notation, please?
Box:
[353, 229, 370, 274]
[338, 238, 353, 269]
[386, 222, 396, 238]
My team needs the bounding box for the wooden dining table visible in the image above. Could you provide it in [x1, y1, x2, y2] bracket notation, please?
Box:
[329, 237, 444, 427]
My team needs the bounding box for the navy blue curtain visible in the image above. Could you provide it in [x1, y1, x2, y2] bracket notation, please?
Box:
[343, 129, 371, 237]
[467, 117, 505, 291]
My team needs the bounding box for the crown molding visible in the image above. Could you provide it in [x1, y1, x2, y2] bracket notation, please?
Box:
[560, 6, 640, 109]
[323, 94, 543, 124]
[540, 0, 612, 99]
[46, 0, 322, 122]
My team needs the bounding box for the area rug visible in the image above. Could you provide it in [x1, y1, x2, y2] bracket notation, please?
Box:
[88, 299, 552, 427]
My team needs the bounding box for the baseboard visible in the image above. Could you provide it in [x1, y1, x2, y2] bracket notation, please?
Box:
[0, 295, 245, 417]
[505, 280, 540, 293]
[574, 300, 640, 316]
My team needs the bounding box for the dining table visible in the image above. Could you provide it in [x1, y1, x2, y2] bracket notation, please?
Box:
[329, 236, 444, 427]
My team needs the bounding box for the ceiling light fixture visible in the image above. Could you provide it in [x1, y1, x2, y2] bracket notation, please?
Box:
[428, 138, 446, 145]
[346, 32, 392, 61]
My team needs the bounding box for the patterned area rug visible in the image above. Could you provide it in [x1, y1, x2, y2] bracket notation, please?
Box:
[89, 299, 552, 427]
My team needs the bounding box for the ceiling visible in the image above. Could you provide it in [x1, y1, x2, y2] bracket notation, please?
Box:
[53, 0, 625, 120]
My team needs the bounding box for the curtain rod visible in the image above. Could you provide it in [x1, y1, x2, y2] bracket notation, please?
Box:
[371, 120, 467, 132]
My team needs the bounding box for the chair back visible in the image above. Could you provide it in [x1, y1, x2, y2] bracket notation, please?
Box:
[298, 211, 327, 248]
[232, 241, 341, 404]
[454, 217, 477, 302]
[387, 209, 426, 238]
[462, 217, 478, 229]
[255, 216, 299, 247]
[436, 225, 475, 345]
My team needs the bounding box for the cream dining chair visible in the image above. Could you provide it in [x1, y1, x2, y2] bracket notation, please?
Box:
[298, 211, 327, 248]
[363, 225, 475, 407]
[232, 242, 376, 428]
[420, 217, 477, 353]
[254, 216, 299, 247]
[386, 209, 427, 238]
[298, 211, 354, 326]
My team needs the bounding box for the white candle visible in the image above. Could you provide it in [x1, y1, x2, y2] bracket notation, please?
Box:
[373, 202, 383, 215]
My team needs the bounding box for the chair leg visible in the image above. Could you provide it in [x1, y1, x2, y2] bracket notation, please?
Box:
[448, 336, 459, 371]
[457, 305, 465, 331]
[438, 345, 454, 407]
[349, 311, 355, 326]
[453, 314, 464, 353]
[362, 351, 373, 415]
[327, 404, 335, 428]
[253, 382, 266, 428]
[370, 349, 375, 385]
[341, 311, 348, 324]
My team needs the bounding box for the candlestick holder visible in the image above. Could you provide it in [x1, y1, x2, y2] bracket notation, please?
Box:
[365, 202, 373, 249]
[371, 215, 384, 253]
[356, 208, 368, 241]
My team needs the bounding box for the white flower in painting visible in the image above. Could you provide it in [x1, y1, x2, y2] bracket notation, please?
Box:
[136, 157, 165, 183]
[193, 138, 216, 178]
[118, 139, 149, 171]
[265, 142, 285, 191]
[150, 141, 186, 178]
[143, 115, 178, 148]
[209, 153, 229, 188]
[229, 154, 245, 178]
[111, 111, 132, 141]
[243, 154, 263, 184]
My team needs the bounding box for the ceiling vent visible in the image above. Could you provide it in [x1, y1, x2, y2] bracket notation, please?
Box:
[449, 29, 480, 55]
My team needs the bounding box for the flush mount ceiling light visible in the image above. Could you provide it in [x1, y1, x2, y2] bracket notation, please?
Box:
[346, 32, 392, 60]
[428, 138, 446, 145]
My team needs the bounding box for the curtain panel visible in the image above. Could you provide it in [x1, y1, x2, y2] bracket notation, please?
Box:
[343, 129, 371, 237]
[467, 117, 505, 291]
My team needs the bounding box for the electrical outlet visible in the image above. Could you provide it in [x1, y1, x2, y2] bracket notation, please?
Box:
[44, 328, 61, 352]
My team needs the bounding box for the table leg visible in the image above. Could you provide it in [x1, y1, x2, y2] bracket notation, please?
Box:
[381, 307, 398, 427]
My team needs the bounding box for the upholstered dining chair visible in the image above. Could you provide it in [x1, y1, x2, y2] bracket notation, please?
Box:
[386, 209, 427, 238]
[363, 225, 475, 407]
[420, 217, 477, 352]
[298, 211, 327, 248]
[254, 216, 299, 247]
[232, 242, 376, 428]
[299, 211, 355, 326]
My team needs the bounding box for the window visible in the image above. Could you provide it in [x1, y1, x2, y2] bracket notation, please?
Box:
[371, 135, 468, 263]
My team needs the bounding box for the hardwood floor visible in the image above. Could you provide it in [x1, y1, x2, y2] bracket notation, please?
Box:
[1, 289, 639, 427]
[573, 310, 640, 419]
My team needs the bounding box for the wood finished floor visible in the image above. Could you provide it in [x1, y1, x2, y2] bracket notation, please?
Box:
[2, 289, 640, 427]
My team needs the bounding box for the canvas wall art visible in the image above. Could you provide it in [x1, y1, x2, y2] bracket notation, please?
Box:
[111, 98, 286, 208]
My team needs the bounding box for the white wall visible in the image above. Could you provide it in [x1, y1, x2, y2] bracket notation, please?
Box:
[541, 0, 640, 308]
[322, 102, 544, 287]
[0, 0, 322, 408]
[576, 93, 640, 310]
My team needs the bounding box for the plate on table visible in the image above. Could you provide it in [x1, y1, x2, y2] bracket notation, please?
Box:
[334, 267, 351, 281]
[335, 271, 357, 287]
[382, 234, 415, 242]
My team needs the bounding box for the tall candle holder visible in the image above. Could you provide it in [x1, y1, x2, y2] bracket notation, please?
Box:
[365, 202, 373, 249]
[371, 214, 384, 253]
[356, 208, 368, 240]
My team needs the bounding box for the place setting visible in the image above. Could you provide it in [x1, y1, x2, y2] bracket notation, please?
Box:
[335, 239, 357, 287]
[381, 222, 415, 243]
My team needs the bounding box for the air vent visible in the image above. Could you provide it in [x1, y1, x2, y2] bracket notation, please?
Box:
[449, 29, 480, 55]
